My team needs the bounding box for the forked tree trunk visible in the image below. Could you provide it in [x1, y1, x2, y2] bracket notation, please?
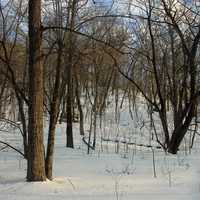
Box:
[168, 103, 195, 154]
[27, 0, 46, 182]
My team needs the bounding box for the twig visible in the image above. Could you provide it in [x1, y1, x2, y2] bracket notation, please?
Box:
[67, 178, 76, 190]
[0, 140, 24, 157]
[82, 137, 95, 150]
[0, 145, 8, 151]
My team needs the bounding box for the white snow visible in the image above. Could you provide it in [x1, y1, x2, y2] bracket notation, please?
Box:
[0, 99, 200, 200]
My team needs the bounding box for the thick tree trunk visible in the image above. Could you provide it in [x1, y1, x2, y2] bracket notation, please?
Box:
[168, 126, 188, 154]
[168, 104, 194, 154]
[27, 0, 46, 182]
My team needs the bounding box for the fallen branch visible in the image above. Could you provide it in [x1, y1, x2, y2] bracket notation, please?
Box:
[101, 138, 162, 149]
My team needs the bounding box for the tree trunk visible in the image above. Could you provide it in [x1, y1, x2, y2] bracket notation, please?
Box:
[168, 104, 195, 154]
[27, 0, 46, 182]
[45, 111, 58, 180]
[66, 76, 74, 148]
[16, 95, 28, 159]
[66, 37, 74, 147]
[65, 0, 77, 148]
[74, 73, 84, 136]
[45, 43, 62, 180]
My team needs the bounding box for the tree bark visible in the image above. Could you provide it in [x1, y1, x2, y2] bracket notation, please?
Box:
[45, 43, 62, 180]
[168, 103, 195, 154]
[65, 0, 77, 148]
[27, 0, 46, 182]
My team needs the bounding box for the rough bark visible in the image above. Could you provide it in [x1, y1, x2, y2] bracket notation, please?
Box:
[27, 0, 46, 182]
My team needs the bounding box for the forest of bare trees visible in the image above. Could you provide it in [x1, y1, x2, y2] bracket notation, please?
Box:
[0, 0, 200, 182]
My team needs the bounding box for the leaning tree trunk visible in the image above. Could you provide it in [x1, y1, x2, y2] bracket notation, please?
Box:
[27, 0, 46, 182]
[45, 43, 62, 180]
[168, 103, 195, 154]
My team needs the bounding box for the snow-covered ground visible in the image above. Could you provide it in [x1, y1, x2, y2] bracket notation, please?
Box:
[0, 99, 200, 200]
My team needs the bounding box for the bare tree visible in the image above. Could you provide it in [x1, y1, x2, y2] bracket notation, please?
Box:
[0, 0, 29, 158]
[117, 0, 200, 154]
[44, 0, 66, 180]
